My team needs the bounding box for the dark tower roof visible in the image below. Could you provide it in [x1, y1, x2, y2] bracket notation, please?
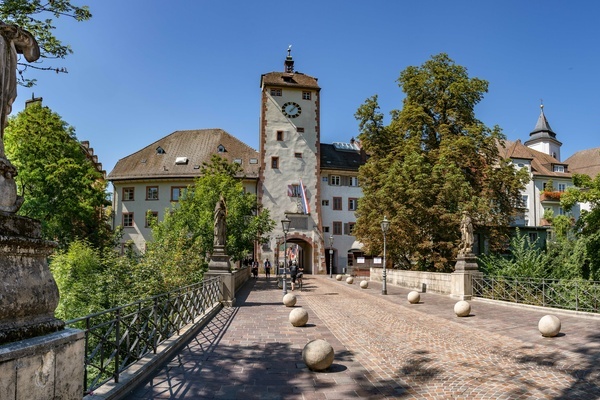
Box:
[524, 104, 562, 147]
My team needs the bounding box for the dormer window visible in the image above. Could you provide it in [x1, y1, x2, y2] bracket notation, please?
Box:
[156, 146, 165, 155]
[553, 165, 565, 173]
[175, 157, 188, 165]
[217, 145, 226, 153]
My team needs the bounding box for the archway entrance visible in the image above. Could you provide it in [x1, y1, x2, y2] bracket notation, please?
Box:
[276, 238, 314, 274]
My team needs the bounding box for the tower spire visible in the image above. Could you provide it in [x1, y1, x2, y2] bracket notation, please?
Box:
[284, 45, 294, 73]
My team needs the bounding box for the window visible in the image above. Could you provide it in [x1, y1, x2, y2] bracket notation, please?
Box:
[217, 145, 226, 153]
[295, 153, 303, 158]
[302, 91, 311, 100]
[553, 165, 565, 173]
[344, 222, 356, 235]
[271, 157, 279, 169]
[322, 200, 329, 206]
[146, 186, 158, 200]
[350, 176, 359, 187]
[330, 175, 341, 186]
[171, 187, 187, 201]
[528, 232, 538, 243]
[323, 226, 330, 233]
[145, 211, 158, 227]
[123, 213, 134, 227]
[288, 184, 301, 197]
[559, 207, 565, 216]
[333, 221, 342, 235]
[520, 195, 528, 209]
[333, 197, 342, 210]
[558, 183, 566, 192]
[348, 198, 358, 211]
[276, 131, 283, 141]
[322, 176, 328, 182]
[270, 88, 282, 96]
[123, 187, 134, 201]
[297, 127, 305, 133]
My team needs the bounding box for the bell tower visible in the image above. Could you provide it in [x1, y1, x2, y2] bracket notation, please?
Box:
[258, 47, 324, 273]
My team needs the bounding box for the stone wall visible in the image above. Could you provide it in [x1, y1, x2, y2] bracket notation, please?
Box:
[370, 268, 452, 294]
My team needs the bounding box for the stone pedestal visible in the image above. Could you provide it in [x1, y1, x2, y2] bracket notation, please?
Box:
[0, 329, 85, 400]
[208, 245, 231, 272]
[451, 253, 481, 300]
[0, 212, 63, 344]
[204, 271, 236, 307]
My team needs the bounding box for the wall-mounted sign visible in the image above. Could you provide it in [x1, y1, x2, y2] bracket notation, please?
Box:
[357, 257, 365, 264]
[374, 257, 382, 264]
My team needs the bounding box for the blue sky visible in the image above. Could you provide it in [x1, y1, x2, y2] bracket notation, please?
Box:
[10, 1, 600, 174]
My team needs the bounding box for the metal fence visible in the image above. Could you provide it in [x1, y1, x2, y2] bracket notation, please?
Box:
[472, 275, 600, 313]
[65, 276, 222, 395]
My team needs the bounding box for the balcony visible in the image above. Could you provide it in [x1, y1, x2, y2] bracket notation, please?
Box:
[540, 191, 563, 202]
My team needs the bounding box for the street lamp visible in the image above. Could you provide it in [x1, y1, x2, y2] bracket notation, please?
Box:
[381, 216, 390, 295]
[281, 216, 291, 296]
[328, 235, 334, 278]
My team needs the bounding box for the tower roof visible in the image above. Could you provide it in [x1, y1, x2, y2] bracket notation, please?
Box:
[524, 104, 562, 146]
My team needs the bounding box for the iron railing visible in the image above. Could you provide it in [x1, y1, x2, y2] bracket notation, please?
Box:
[66, 276, 222, 394]
[472, 275, 600, 313]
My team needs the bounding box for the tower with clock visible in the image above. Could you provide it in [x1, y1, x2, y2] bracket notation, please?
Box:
[258, 47, 324, 274]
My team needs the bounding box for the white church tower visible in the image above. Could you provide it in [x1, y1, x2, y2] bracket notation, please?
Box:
[258, 48, 324, 274]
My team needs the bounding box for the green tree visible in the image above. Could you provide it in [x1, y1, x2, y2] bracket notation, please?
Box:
[0, 0, 92, 86]
[4, 102, 111, 248]
[354, 53, 529, 271]
[142, 155, 275, 290]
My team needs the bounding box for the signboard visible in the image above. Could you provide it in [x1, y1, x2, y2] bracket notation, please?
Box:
[373, 257, 382, 264]
[357, 257, 365, 264]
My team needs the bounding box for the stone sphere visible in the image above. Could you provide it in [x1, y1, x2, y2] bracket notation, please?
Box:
[407, 291, 420, 304]
[346, 276, 354, 284]
[360, 280, 369, 289]
[289, 308, 309, 327]
[454, 300, 471, 317]
[538, 315, 561, 337]
[302, 339, 334, 371]
[283, 293, 297, 307]
[336, 274, 343, 281]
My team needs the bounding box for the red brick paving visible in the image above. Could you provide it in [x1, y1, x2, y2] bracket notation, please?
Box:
[128, 275, 600, 399]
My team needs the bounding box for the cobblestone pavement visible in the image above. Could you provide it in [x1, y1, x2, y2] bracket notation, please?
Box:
[128, 275, 600, 399]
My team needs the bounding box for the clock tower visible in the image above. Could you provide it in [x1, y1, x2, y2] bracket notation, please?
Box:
[258, 48, 324, 274]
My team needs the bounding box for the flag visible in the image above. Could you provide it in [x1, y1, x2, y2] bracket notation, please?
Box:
[299, 179, 310, 214]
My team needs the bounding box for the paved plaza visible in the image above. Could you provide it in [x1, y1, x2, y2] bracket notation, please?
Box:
[128, 275, 600, 399]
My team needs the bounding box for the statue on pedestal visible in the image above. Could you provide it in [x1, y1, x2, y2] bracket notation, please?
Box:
[0, 21, 40, 213]
[213, 195, 227, 247]
[459, 211, 474, 256]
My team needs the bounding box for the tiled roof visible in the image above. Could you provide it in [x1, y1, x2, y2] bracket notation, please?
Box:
[108, 129, 259, 181]
[499, 139, 571, 178]
[320, 143, 366, 171]
[564, 147, 600, 178]
[261, 72, 320, 90]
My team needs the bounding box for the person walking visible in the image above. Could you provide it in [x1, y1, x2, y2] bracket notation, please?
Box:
[290, 261, 299, 291]
[251, 260, 258, 279]
[264, 258, 271, 280]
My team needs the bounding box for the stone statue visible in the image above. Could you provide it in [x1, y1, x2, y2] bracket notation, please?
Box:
[213, 195, 227, 247]
[0, 22, 40, 213]
[459, 211, 474, 255]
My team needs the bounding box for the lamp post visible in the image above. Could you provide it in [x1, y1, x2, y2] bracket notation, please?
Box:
[381, 216, 390, 295]
[281, 216, 291, 296]
[328, 235, 334, 278]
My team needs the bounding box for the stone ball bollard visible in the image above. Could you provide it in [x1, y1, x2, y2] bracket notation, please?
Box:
[302, 339, 335, 371]
[289, 308, 309, 327]
[538, 315, 561, 337]
[454, 300, 471, 317]
[360, 280, 368, 289]
[407, 291, 420, 304]
[336, 274, 343, 281]
[283, 293, 297, 307]
[346, 276, 354, 284]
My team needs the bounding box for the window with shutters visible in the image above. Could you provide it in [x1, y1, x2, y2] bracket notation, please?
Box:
[333, 221, 342, 235]
[344, 222, 356, 235]
[333, 197, 342, 210]
[330, 175, 341, 186]
[348, 198, 358, 211]
[350, 176, 359, 187]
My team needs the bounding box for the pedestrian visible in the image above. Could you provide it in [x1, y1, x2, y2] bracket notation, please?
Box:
[252, 260, 258, 279]
[290, 261, 299, 291]
[264, 258, 271, 280]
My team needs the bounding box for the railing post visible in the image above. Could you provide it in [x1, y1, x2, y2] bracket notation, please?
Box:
[575, 280, 579, 311]
[114, 308, 120, 384]
[153, 297, 159, 354]
[542, 280, 546, 307]
[84, 317, 90, 394]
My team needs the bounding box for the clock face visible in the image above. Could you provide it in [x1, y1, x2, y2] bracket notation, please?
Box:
[282, 102, 302, 118]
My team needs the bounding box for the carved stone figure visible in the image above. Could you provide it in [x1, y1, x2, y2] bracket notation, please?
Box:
[0, 22, 40, 213]
[459, 211, 474, 255]
[213, 195, 227, 247]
